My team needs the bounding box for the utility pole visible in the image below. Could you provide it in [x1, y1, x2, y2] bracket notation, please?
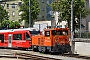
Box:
[29, 0, 31, 27]
[80, 13, 81, 37]
[71, 0, 75, 54]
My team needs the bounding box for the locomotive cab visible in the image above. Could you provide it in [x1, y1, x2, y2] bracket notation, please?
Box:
[44, 27, 71, 53]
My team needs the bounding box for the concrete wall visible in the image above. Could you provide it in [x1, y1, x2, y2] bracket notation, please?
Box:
[75, 42, 90, 56]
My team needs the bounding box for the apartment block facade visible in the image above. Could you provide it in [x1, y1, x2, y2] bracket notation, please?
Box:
[37, 0, 55, 21]
[1, 0, 24, 26]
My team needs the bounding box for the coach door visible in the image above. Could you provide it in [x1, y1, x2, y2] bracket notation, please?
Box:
[8, 34, 12, 47]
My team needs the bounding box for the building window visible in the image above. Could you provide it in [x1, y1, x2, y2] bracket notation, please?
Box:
[42, 8, 44, 11]
[18, 11, 22, 16]
[18, 2, 22, 6]
[42, 16, 44, 19]
[18, 19, 21, 24]
[7, 4, 9, 9]
[8, 13, 9, 16]
[12, 3, 15, 8]
[1, 5, 4, 8]
[13, 34, 22, 40]
[12, 20, 15, 21]
[12, 11, 15, 16]
[42, 0, 44, 3]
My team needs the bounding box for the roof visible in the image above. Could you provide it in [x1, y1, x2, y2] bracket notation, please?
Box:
[44, 27, 69, 31]
[20, 28, 39, 31]
[9, 28, 39, 31]
[0, 29, 27, 33]
[0, 30, 11, 33]
[0, 28, 39, 33]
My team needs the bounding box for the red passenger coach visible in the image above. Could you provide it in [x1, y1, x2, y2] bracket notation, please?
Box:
[0, 30, 32, 49]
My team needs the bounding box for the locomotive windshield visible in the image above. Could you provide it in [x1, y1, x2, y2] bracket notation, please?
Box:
[52, 30, 68, 35]
[29, 31, 40, 35]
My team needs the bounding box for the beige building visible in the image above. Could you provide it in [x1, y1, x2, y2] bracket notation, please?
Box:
[1, 0, 25, 26]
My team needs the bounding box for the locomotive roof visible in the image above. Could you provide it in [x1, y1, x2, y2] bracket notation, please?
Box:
[44, 27, 69, 31]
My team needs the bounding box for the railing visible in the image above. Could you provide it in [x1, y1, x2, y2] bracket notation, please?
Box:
[75, 30, 90, 38]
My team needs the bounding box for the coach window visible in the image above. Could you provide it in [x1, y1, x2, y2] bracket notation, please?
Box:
[45, 31, 50, 36]
[13, 34, 22, 40]
[25, 32, 31, 40]
[0, 34, 4, 43]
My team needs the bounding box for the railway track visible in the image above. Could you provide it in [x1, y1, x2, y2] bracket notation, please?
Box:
[16, 53, 61, 60]
[59, 54, 90, 60]
[0, 52, 61, 60]
[0, 48, 89, 60]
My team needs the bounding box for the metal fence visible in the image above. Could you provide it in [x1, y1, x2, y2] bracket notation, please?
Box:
[75, 30, 90, 38]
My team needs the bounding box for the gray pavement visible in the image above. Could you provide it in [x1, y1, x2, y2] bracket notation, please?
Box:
[0, 58, 23, 60]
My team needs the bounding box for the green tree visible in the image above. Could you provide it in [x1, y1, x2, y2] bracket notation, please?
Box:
[9, 21, 20, 29]
[19, 0, 40, 26]
[14, 21, 21, 28]
[51, 0, 90, 30]
[1, 20, 10, 28]
[1, 20, 20, 29]
[0, 5, 9, 23]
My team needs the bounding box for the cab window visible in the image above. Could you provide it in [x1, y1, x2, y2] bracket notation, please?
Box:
[25, 32, 31, 40]
[52, 30, 68, 35]
[62, 31, 68, 35]
[52, 30, 62, 35]
[52, 30, 56, 35]
[45, 31, 50, 36]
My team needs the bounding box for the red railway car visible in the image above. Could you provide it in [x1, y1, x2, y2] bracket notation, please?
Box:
[32, 26, 71, 54]
[0, 30, 32, 49]
[0, 28, 42, 49]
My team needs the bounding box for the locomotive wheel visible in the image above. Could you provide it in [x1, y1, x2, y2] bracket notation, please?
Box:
[42, 47, 46, 53]
[43, 47, 49, 54]
[32, 46, 38, 52]
[53, 43, 62, 54]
